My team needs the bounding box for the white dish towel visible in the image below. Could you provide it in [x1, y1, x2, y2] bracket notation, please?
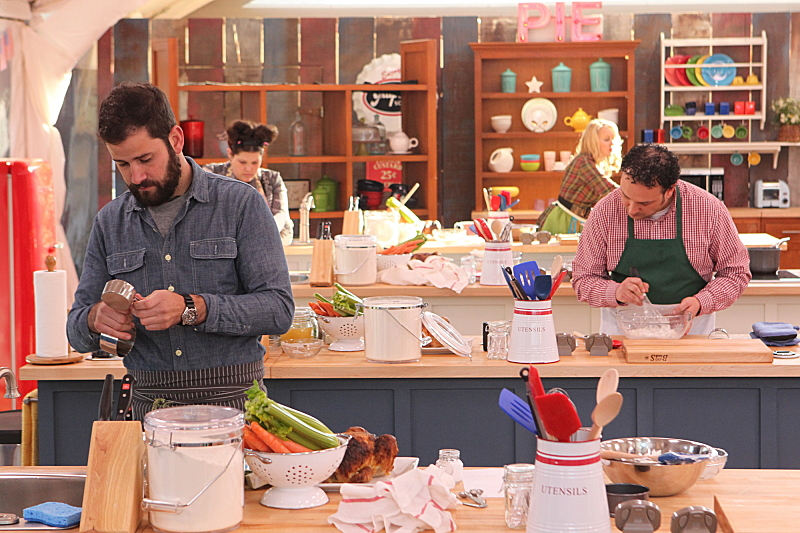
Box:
[328, 464, 459, 533]
[377, 255, 469, 294]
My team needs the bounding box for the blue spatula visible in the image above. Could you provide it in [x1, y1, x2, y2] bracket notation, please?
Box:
[513, 261, 539, 300]
[498, 388, 537, 434]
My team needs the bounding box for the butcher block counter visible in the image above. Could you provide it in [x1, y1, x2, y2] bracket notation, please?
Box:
[2, 468, 798, 533]
[23, 339, 800, 469]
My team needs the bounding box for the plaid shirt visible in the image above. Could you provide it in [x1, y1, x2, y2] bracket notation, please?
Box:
[572, 180, 751, 315]
[556, 153, 617, 220]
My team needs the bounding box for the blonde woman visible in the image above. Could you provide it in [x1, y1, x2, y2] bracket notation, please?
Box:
[537, 118, 622, 234]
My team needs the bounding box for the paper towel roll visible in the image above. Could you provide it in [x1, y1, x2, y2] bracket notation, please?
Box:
[34, 269, 69, 357]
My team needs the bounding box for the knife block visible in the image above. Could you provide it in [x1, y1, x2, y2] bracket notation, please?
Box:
[309, 238, 335, 287]
[341, 210, 361, 235]
[80, 421, 145, 533]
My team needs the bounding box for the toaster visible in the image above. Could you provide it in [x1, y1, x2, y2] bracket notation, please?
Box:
[754, 179, 790, 208]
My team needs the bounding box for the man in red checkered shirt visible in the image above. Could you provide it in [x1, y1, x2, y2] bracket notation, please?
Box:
[572, 143, 751, 335]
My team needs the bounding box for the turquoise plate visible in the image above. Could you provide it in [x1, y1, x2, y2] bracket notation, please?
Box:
[702, 54, 735, 86]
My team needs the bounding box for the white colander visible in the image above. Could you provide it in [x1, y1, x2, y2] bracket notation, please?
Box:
[244, 435, 349, 509]
[317, 315, 365, 351]
[377, 253, 412, 271]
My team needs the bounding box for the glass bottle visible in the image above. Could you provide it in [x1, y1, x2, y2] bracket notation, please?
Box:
[435, 449, 463, 483]
[289, 110, 308, 156]
[280, 307, 318, 342]
[503, 463, 535, 529]
[487, 320, 511, 360]
[369, 114, 387, 155]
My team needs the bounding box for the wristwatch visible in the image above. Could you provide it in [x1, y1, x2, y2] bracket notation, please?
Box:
[180, 294, 197, 326]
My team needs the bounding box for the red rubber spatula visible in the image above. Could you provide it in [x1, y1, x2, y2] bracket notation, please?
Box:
[534, 392, 583, 442]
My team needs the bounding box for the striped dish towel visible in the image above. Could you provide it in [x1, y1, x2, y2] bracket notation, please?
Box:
[328, 464, 459, 533]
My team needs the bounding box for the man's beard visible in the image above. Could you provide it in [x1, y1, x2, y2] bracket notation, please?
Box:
[128, 144, 181, 207]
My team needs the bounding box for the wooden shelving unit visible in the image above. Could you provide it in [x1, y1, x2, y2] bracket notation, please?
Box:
[470, 41, 640, 220]
[152, 39, 439, 224]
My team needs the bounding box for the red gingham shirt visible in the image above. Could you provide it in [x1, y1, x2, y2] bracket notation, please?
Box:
[572, 180, 751, 315]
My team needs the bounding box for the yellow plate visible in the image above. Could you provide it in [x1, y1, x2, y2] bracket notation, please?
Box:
[694, 55, 711, 87]
[489, 186, 520, 197]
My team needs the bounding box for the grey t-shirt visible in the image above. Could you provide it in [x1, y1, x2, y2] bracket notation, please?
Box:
[149, 194, 185, 237]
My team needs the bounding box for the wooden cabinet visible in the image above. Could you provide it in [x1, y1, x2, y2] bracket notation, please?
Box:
[470, 41, 639, 220]
[731, 209, 800, 268]
[152, 39, 438, 227]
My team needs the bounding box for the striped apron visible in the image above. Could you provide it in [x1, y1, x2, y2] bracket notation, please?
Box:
[129, 360, 265, 421]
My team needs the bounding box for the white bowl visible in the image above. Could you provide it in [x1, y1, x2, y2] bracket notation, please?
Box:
[377, 253, 412, 271]
[317, 315, 365, 351]
[244, 435, 349, 509]
[491, 115, 512, 133]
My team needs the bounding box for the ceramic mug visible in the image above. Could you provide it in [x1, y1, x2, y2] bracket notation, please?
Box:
[560, 150, 573, 163]
[735, 124, 748, 139]
[748, 152, 762, 166]
[746, 74, 759, 85]
[732, 76, 744, 85]
[722, 124, 736, 138]
[745, 101, 756, 115]
[642, 129, 654, 143]
[670, 125, 683, 139]
[697, 125, 710, 140]
[711, 124, 724, 139]
[682, 125, 693, 140]
[388, 131, 419, 153]
[734, 101, 745, 115]
[730, 152, 744, 166]
[543, 151, 557, 172]
[719, 102, 730, 115]
[704, 102, 716, 115]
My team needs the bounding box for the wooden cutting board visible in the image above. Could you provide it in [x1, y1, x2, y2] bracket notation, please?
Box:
[622, 336, 773, 363]
[715, 495, 800, 533]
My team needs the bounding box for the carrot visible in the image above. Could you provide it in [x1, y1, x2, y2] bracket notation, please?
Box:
[250, 422, 291, 453]
[319, 301, 341, 317]
[243, 425, 271, 452]
[280, 438, 313, 453]
[309, 301, 326, 316]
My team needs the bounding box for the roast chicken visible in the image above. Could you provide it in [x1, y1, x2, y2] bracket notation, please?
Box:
[325, 426, 399, 483]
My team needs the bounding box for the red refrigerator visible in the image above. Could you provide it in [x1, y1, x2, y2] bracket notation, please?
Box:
[0, 159, 57, 410]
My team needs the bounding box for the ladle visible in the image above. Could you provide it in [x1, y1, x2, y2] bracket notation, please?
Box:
[596, 368, 620, 404]
[773, 237, 791, 248]
[587, 391, 624, 440]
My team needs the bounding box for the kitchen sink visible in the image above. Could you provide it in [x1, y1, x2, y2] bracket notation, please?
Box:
[0, 468, 86, 529]
[0, 444, 19, 466]
[289, 272, 309, 284]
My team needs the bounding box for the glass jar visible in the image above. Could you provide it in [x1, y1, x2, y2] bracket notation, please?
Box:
[504, 463, 535, 529]
[289, 110, 308, 156]
[487, 320, 511, 360]
[280, 307, 318, 342]
[435, 448, 463, 483]
[369, 114, 388, 155]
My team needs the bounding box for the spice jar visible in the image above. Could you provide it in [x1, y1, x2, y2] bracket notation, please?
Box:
[280, 307, 319, 342]
[435, 448, 464, 484]
[504, 463, 535, 529]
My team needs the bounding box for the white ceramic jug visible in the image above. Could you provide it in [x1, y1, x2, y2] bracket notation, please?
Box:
[489, 147, 514, 173]
[387, 131, 419, 153]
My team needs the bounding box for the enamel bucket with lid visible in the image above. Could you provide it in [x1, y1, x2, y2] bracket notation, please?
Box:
[334, 234, 377, 286]
[142, 405, 244, 533]
[362, 296, 427, 363]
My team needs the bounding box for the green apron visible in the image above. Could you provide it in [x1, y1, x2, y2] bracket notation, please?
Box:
[610, 186, 707, 305]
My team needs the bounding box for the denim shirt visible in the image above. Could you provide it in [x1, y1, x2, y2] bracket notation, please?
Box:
[67, 158, 294, 371]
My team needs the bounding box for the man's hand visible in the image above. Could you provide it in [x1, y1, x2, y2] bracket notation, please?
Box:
[615, 276, 650, 306]
[132, 290, 186, 330]
[88, 302, 135, 340]
[672, 296, 701, 318]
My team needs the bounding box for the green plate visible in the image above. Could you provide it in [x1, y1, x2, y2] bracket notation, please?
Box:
[685, 55, 702, 86]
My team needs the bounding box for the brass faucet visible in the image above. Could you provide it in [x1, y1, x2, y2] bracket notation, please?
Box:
[0, 367, 20, 399]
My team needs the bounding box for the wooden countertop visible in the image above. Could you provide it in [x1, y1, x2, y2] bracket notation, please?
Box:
[2, 467, 796, 532]
[729, 207, 800, 218]
[20, 337, 800, 382]
[284, 233, 785, 256]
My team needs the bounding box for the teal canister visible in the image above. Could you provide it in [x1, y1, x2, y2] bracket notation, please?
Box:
[551, 62, 572, 93]
[500, 68, 517, 93]
[589, 58, 611, 92]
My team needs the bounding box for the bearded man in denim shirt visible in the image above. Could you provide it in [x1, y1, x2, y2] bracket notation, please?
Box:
[67, 82, 294, 419]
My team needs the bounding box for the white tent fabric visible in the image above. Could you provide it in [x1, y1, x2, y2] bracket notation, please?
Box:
[7, 0, 149, 302]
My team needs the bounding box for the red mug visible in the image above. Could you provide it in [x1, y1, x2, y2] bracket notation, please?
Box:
[734, 101, 745, 115]
[697, 125, 709, 140]
[745, 101, 756, 115]
[655, 129, 666, 143]
[180, 119, 205, 158]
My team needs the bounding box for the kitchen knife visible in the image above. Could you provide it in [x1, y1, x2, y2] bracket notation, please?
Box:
[115, 374, 136, 421]
[98, 373, 114, 421]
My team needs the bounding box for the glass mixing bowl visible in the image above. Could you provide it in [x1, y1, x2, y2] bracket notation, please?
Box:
[615, 308, 692, 340]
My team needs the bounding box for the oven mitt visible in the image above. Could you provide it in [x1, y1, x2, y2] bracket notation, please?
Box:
[750, 322, 800, 346]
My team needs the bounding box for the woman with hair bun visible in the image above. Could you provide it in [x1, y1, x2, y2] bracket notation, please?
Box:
[204, 120, 294, 245]
[537, 118, 622, 234]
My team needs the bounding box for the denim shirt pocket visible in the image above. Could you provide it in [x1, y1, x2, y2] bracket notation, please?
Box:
[190, 237, 239, 295]
[106, 249, 148, 290]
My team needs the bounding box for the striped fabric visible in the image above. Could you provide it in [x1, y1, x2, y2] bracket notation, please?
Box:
[572, 180, 751, 314]
[129, 360, 265, 420]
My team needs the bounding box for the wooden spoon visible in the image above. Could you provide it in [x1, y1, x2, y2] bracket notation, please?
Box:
[587, 391, 623, 440]
[550, 254, 563, 276]
[596, 368, 620, 404]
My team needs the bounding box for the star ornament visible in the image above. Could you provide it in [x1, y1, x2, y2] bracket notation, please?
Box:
[525, 76, 544, 93]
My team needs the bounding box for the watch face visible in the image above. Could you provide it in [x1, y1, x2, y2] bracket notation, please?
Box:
[182, 307, 197, 325]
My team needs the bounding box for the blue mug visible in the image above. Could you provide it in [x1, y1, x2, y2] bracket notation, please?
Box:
[642, 129, 654, 143]
[705, 102, 715, 115]
[670, 125, 683, 139]
[719, 102, 730, 115]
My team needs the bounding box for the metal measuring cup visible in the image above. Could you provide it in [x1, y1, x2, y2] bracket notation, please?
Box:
[98, 280, 138, 357]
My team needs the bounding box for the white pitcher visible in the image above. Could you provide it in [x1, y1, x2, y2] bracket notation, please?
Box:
[489, 147, 514, 173]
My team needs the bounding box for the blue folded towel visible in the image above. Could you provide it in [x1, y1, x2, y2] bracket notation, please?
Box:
[752, 322, 799, 341]
[23, 502, 82, 528]
[750, 332, 800, 347]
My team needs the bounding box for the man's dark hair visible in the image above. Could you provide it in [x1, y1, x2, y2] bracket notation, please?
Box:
[98, 82, 176, 145]
[619, 143, 681, 190]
